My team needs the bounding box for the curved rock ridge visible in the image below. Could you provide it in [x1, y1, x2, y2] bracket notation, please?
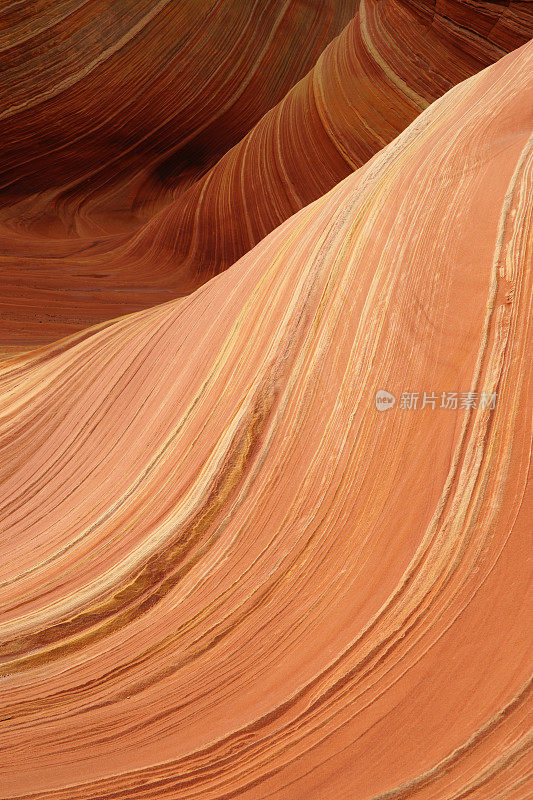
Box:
[130, 0, 533, 272]
[1, 41, 531, 799]
[1, 0, 532, 350]
[0, 0, 356, 231]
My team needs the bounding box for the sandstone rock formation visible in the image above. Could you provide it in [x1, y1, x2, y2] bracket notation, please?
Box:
[0, 1, 531, 349]
[0, 30, 531, 799]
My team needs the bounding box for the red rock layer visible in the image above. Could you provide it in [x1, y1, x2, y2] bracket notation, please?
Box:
[1, 41, 531, 799]
[0, 0, 356, 233]
[1, 0, 532, 350]
[130, 0, 533, 273]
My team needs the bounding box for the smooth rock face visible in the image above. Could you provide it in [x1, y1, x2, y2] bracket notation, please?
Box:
[1, 9, 532, 793]
[0, 1, 531, 349]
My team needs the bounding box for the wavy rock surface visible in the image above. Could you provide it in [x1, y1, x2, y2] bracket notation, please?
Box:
[131, 0, 533, 273]
[1, 0, 531, 349]
[0, 0, 356, 352]
[1, 42, 531, 799]
[0, 0, 356, 230]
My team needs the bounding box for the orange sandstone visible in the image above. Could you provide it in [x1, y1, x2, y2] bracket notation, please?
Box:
[0, 41, 531, 799]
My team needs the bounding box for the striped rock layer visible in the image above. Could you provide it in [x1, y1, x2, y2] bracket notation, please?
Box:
[0, 0, 532, 348]
[0, 41, 531, 799]
[0, 0, 357, 227]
